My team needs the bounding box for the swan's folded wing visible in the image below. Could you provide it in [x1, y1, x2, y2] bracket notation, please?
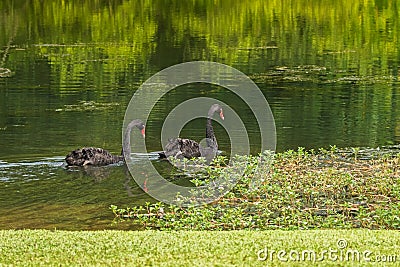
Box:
[161, 138, 201, 159]
[177, 138, 201, 158]
[81, 147, 121, 166]
[162, 138, 182, 158]
[65, 148, 86, 166]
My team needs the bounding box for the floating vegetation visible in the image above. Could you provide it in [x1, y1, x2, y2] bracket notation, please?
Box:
[34, 43, 88, 47]
[112, 146, 400, 230]
[250, 65, 328, 84]
[236, 46, 278, 50]
[55, 101, 120, 112]
[250, 66, 397, 85]
[275, 65, 327, 72]
[0, 68, 12, 78]
[322, 49, 357, 55]
[333, 145, 400, 161]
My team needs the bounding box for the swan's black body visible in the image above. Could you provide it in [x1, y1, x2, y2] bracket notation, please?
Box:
[159, 104, 224, 159]
[159, 138, 201, 159]
[65, 147, 122, 166]
[65, 119, 145, 166]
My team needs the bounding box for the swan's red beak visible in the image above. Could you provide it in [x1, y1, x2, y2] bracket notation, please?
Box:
[219, 110, 224, 120]
[141, 127, 146, 138]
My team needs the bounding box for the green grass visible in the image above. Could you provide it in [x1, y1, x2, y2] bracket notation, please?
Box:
[0, 229, 399, 266]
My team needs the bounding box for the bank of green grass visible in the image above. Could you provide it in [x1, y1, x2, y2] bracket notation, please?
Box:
[0, 229, 399, 266]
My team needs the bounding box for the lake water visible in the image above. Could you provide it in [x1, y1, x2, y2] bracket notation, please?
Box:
[0, 0, 399, 229]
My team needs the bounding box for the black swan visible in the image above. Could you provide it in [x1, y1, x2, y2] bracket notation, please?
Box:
[159, 104, 224, 159]
[65, 119, 145, 166]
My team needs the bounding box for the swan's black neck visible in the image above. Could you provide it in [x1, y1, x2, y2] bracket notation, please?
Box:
[122, 127, 131, 159]
[121, 133, 131, 158]
[206, 113, 218, 149]
[122, 120, 141, 159]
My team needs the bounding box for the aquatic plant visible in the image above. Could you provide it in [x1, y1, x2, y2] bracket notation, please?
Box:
[111, 147, 400, 230]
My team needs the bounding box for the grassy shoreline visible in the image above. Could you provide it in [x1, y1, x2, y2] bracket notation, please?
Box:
[1, 229, 399, 266]
[113, 148, 400, 230]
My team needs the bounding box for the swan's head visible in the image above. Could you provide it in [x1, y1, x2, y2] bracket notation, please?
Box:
[210, 104, 224, 120]
[140, 126, 145, 137]
[128, 119, 146, 138]
[138, 123, 146, 138]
